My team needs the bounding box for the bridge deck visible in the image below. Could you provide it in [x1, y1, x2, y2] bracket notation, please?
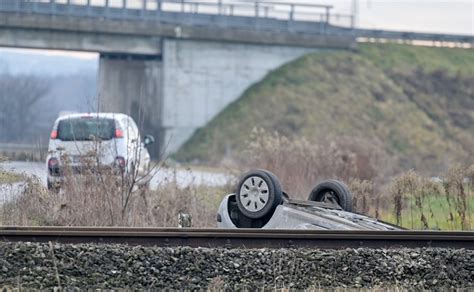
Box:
[0, 0, 472, 45]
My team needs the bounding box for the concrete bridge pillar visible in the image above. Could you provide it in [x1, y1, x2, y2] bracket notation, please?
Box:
[98, 54, 164, 158]
[97, 39, 321, 160]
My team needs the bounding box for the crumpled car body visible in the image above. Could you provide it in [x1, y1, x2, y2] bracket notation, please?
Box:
[217, 194, 400, 230]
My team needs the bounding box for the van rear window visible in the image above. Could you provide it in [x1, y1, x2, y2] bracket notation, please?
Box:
[57, 118, 115, 141]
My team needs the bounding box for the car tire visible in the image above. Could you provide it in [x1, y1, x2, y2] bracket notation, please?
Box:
[47, 180, 60, 193]
[235, 169, 283, 219]
[308, 180, 353, 212]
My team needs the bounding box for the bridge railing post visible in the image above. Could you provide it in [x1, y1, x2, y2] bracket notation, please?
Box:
[320, 14, 324, 33]
[325, 7, 330, 26]
[289, 4, 294, 21]
[121, 0, 126, 18]
[16, 0, 21, 13]
[31, 0, 39, 14]
[142, 0, 147, 18]
[156, 0, 161, 12]
[103, 0, 109, 18]
[86, 0, 91, 16]
[66, 0, 72, 16]
[217, 0, 222, 15]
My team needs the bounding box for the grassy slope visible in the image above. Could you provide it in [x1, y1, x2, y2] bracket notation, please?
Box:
[175, 44, 474, 173]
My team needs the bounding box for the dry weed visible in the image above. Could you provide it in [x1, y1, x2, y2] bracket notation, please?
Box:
[1, 168, 229, 227]
[240, 128, 392, 199]
[386, 165, 472, 230]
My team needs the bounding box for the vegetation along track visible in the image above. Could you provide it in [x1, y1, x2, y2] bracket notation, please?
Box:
[1, 227, 473, 249]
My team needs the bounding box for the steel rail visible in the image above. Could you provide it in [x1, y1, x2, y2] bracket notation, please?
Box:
[1, 227, 473, 249]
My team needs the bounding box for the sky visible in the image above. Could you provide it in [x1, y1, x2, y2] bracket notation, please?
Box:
[0, 0, 472, 63]
[275, 0, 473, 35]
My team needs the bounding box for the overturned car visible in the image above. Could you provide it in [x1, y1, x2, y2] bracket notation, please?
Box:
[217, 169, 400, 230]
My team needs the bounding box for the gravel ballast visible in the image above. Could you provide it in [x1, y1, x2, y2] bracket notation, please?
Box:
[0, 242, 472, 289]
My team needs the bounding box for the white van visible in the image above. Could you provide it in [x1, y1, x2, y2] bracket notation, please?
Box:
[46, 113, 154, 190]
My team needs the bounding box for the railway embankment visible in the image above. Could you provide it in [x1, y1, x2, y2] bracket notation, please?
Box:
[0, 242, 472, 289]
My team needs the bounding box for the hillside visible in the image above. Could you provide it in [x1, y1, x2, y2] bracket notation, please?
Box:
[175, 44, 474, 173]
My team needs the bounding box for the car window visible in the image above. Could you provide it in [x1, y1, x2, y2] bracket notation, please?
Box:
[57, 118, 115, 141]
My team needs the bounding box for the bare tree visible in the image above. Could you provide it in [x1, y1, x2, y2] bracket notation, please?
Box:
[0, 74, 50, 142]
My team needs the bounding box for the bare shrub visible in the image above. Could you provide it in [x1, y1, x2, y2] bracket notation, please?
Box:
[0, 177, 50, 226]
[1, 168, 230, 228]
[349, 179, 375, 216]
[442, 165, 470, 230]
[389, 170, 418, 227]
[239, 128, 392, 199]
[386, 165, 473, 230]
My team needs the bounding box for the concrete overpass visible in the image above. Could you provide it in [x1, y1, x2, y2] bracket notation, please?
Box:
[1, 0, 472, 157]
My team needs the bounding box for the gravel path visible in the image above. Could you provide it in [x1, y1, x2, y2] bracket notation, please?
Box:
[0, 242, 473, 289]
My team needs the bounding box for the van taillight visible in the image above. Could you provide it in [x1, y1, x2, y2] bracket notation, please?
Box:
[48, 158, 59, 168]
[115, 129, 124, 138]
[50, 130, 58, 139]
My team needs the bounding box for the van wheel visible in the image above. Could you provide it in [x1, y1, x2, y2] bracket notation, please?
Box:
[47, 180, 60, 193]
[308, 180, 353, 212]
[236, 169, 283, 219]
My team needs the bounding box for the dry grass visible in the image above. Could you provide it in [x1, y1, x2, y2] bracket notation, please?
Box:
[0, 170, 24, 185]
[0, 167, 230, 228]
[239, 128, 393, 199]
[384, 165, 473, 230]
[237, 130, 473, 230]
[1, 134, 472, 230]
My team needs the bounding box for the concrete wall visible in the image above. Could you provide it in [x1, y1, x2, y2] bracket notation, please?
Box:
[98, 55, 164, 157]
[161, 39, 318, 154]
[0, 27, 162, 54]
[97, 39, 323, 158]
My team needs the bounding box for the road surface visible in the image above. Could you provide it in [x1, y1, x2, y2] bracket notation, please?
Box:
[0, 161, 231, 203]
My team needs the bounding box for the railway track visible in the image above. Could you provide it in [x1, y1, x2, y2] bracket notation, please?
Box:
[1, 227, 473, 249]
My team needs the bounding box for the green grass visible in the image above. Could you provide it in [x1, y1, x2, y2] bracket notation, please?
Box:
[380, 192, 474, 230]
[175, 43, 474, 174]
[359, 43, 474, 75]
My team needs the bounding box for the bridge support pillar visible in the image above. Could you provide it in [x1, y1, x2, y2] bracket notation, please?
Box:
[98, 54, 164, 159]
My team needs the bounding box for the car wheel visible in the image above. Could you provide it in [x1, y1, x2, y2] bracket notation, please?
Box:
[235, 169, 283, 219]
[308, 180, 353, 212]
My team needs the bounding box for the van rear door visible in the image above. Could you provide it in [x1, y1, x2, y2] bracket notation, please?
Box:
[52, 117, 119, 166]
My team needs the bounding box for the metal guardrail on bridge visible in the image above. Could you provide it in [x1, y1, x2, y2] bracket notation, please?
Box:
[0, 0, 472, 45]
[0, 0, 355, 33]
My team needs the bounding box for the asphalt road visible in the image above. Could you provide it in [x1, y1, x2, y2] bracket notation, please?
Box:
[0, 161, 231, 203]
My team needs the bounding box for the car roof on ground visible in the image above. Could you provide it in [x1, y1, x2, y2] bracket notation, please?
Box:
[55, 113, 130, 122]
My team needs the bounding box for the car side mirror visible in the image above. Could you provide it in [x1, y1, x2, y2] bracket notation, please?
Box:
[143, 135, 155, 146]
